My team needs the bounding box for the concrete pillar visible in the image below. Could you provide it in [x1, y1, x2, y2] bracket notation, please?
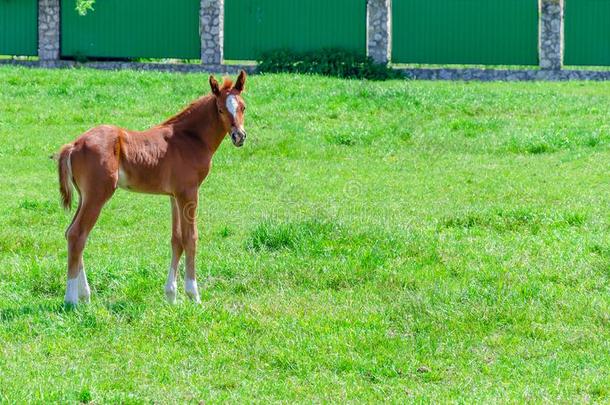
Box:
[200, 0, 224, 65]
[367, 0, 391, 64]
[539, 0, 563, 70]
[38, 0, 61, 62]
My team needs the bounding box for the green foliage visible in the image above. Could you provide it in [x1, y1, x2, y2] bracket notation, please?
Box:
[257, 48, 403, 80]
[0, 66, 608, 402]
[78, 388, 93, 403]
[75, 0, 95, 16]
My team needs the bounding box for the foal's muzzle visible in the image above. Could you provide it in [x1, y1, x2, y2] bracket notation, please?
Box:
[231, 128, 247, 147]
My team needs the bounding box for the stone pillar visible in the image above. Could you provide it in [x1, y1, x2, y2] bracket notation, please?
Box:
[200, 0, 223, 65]
[539, 0, 563, 70]
[367, 0, 391, 64]
[38, 0, 61, 63]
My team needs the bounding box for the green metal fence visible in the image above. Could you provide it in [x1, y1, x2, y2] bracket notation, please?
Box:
[0, 0, 38, 56]
[224, 0, 366, 61]
[61, 0, 200, 59]
[392, 0, 538, 65]
[565, 0, 610, 66]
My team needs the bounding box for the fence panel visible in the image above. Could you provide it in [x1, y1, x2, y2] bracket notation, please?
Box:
[565, 0, 610, 66]
[61, 0, 200, 59]
[0, 0, 38, 56]
[392, 0, 538, 65]
[224, 0, 366, 61]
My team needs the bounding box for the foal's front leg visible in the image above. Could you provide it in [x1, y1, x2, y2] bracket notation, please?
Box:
[165, 197, 183, 304]
[177, 192, 201, 303]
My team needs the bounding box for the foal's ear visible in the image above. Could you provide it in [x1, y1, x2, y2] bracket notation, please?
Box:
[233, 70, 246, 93]
[209, 75, 221, 96]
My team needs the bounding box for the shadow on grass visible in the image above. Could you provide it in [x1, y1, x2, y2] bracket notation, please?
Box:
[106, 299, 144, 323]
[0, 301, 67, 322]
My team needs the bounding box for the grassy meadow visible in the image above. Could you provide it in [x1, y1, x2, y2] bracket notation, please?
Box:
[0, 66, 608, 402]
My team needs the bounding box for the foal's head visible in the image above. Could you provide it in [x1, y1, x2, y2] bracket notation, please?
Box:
[209, 70, 248, 147]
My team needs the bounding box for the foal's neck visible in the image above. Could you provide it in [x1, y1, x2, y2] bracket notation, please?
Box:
[163, 95, 227, 154]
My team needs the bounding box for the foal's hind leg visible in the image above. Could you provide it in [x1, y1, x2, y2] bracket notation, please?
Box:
[64, 193, 113, 305]
[165, 197, 183, 304]
[66, 196, 91, 303]
[77, 258, 91, 303]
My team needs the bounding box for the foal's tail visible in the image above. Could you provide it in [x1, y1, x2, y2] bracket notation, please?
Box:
[56, 144, 74, 211]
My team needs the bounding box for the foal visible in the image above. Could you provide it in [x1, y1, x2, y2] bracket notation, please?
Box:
[56, 71, 248, 305]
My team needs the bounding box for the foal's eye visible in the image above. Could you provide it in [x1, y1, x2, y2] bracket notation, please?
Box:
[242, 106, 246, 112]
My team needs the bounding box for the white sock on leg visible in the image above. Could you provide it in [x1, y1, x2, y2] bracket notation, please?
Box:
[165, 268, 178, 304]
[64, 278, 79, 305]
[185, 278, 200, 303]
[77, 268, 91, 303]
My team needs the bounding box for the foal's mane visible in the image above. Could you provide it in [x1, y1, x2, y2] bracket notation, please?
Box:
[161, 96, 211, 126]
[162, 78, 234, 126]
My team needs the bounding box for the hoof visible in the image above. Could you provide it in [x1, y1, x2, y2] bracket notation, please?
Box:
[78, 287, 91, 304]
[165, 284, 177, 304]
[165, 290, 177, 304]
[77, 270, 90, 304]
[63, 300, 78, 310]
[185, 278, 201, 304]
[65, 278, 79, 307]
[186, 291, 201, 304]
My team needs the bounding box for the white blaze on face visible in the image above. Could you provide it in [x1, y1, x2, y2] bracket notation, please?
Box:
[226, 95, 239, 124]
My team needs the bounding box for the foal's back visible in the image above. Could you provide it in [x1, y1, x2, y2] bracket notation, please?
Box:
[68, 124, 207, 196]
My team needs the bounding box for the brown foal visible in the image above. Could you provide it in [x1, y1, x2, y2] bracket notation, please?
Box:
[56, 71, 248, 305]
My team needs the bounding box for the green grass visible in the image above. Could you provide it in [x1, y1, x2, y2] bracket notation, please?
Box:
[0, 66, 608, 402]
